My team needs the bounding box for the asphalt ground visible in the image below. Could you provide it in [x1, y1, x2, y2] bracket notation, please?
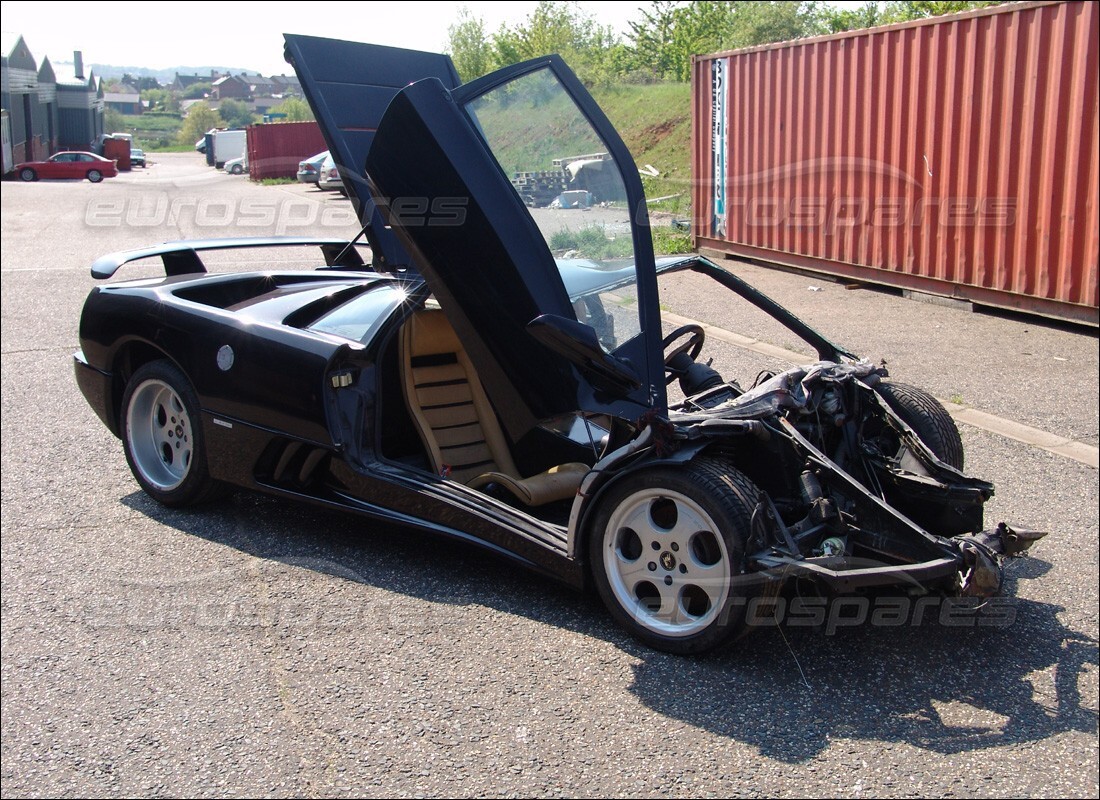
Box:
[2, 154, 1097, 797]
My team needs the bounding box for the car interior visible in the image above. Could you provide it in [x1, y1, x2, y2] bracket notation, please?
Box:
[373, 302, 607, 520]
[399, 308, 590, 506]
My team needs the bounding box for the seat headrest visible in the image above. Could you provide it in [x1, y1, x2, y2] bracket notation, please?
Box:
[406, 310, 461, 357]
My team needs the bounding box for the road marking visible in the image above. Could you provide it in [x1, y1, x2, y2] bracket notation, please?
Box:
[940, 402, 1099, 468]
[1, 266, 84, 272]
[662, 310, 1099, 469]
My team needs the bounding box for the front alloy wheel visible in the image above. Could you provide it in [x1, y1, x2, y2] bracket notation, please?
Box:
[589, 459, 759, 654]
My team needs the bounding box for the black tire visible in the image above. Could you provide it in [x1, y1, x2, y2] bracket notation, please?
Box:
[588, 458, 760, 654]
[121, 360, 225, 506]
[230, 164, 243, 175]
[19, 168, 36, 182]
[876, 381, 964, 469]
[86, 169, 103, 183]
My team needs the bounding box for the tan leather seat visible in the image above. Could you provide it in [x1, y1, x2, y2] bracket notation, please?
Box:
[400, 309, 588, 506]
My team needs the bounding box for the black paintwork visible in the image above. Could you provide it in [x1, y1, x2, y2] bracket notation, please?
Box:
[77, 263, 590, 585]
[284, 34, 461, 271]
[90, 237, 367, 279]
[74, 38, 1032, 605]
[78, 269, 363, 444]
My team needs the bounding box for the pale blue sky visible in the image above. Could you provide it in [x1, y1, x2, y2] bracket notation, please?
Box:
[0, 1, 650, 76]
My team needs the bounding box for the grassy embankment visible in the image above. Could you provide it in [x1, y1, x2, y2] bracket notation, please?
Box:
[595, 81, 693, 253]
[111, 113, 186, 151]
[474, 80, 693, 254]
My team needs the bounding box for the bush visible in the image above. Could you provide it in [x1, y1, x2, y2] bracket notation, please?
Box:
[651, 224, 692, 256]
[549, 225, 633, 260]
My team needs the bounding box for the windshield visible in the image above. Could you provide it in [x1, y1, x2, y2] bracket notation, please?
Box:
[464, 67, 641, 353]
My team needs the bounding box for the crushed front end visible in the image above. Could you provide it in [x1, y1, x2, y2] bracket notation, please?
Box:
[668, 360, 1046, 598]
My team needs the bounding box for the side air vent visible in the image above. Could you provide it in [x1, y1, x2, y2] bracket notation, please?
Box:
[265, 439, 331, 489]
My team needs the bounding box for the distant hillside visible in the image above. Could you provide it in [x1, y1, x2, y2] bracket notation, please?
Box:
[65, 63, 260, 82]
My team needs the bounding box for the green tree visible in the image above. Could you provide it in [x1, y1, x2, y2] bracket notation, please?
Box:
[104, 108, 125, 136]
[666, 1, 733, 81]
[122, 73, 162, 92]
[218, 98, 256, 128]
[141, 88, 180, 113]
[818, 1, 890, 33]
[181, 81, 212, 100]
[624, 0, 679, 79]
[627, 1, 825, 81]
[818, 0, 1003, 32]
[883, 0, 1003, 21]
[448, 6, 492, 82]
[177, 102, 224, 145]
[726, 0, 819, 45]
[267, 97, 314, 122]
[487, 1, 620, 85]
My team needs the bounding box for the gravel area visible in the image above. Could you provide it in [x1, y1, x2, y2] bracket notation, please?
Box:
[2, 154, 1096, 798]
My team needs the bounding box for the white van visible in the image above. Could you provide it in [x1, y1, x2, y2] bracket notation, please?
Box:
[211, 129, 246, 169]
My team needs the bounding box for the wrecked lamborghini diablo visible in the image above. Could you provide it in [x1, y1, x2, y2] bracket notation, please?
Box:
[73, 36, 1045, 654]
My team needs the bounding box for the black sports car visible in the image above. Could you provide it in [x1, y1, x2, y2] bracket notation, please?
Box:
[74, 36, 1044, 654]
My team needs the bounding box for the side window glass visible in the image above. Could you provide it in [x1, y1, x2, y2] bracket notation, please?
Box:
[464, 68, 642, 354]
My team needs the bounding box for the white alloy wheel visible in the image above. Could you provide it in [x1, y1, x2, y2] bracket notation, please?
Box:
[125, 378, 193, 491]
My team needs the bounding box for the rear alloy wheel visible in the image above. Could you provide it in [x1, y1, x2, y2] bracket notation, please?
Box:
[19, 168, 36, 182]
[121, 360, 223, 506]
[86, 169, 103, 183]
[589, 459, 759, 654]
[876, 381, 964, 469]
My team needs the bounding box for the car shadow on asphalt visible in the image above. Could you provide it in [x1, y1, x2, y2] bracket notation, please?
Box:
[122, 489, 1098, 764]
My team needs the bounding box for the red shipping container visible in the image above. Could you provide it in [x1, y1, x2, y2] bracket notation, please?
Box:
[691, 0, 1098, 325]
[103, 136, 131, 171]
[246, 120, 327, 181]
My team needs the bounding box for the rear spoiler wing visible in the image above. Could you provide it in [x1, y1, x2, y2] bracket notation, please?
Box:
[90, 237, 369, 279]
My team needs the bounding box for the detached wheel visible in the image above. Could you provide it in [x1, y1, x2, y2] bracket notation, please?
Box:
[121, 360, 223, 506]
[588, 459, 759, 654]
[86, 169, 103, 183]
[876, 381, 964, 469]
[19, 168, 37, 182]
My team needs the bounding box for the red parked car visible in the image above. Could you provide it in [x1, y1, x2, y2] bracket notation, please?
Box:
[15, 151, 118, 183]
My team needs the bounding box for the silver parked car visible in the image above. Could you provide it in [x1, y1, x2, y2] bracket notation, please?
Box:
[223, 156, 247, 175]
[296, 150, 329, 184]
[316, 152, 344, 192]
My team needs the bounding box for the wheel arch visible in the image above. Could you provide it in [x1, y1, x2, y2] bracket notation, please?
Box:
[106, 338, 182, 434]
[581, 450, 761, 652]
[873, 380, 964, 469]
[571, 442, 710, 575]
